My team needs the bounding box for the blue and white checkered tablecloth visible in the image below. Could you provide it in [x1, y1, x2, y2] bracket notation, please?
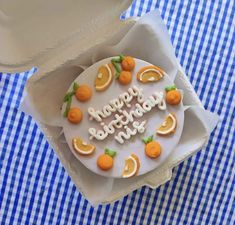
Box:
[0, 0, 234, 224]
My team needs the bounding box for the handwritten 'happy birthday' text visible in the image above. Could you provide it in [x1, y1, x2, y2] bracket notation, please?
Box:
[88, 85, 166, 144]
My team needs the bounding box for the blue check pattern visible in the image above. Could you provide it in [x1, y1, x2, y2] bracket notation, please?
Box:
[0, 0, 234, 224]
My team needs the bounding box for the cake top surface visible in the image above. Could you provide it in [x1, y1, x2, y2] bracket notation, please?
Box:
[62, 56, 184, 178]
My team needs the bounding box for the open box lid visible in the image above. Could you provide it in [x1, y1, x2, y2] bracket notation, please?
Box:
[0, 0, 132, 73]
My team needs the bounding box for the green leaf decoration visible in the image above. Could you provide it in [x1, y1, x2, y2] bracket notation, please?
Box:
[142, 135, 153, 144]
[63, 91, 75, 102]
[73, 82, 79, 91]
[115, 72, 121, 79]
[63, 96, 72, 117]
[63, 93, 70, 102]
[165, 85, 176, 92]
[111, 53, 125, 63]
[119, 54, 125, 61]
[105, 148, 117, 158]
[112, 61, 121, 74]
[111, 58, 122, 63]
[63, 82, 79, 117]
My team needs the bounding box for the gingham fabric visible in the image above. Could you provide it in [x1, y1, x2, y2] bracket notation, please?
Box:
[0, 0, 234, 224]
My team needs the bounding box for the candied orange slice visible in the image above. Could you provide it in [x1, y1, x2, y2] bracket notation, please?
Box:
[137, 65, 165, 83]
[72, 137, 95, 155]
[95, 64, 113, 91]
[122, 154, 140, 178]
[156, 113, 177, 136]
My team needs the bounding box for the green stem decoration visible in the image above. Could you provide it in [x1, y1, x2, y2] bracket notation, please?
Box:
[142, 135, 154, 144]
[105, 148, 117, 158]
[63, 82, 79, 117]
[165, 85, 176, 92]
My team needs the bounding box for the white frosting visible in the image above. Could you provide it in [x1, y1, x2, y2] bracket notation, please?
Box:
[88, 108, 105, 122]
[89, 128, 108, 140]
[88, 86, 166, 143]
[133, 121, 146, 133]
[134, 104, 145, 117]
[142, 100, 152, 112]
[88, 85, 144, 122]
[121, 110, 134, 125]
[115, 121, 146, 144]
[119, 92, 133, 108]
[109, 98, 124, 112]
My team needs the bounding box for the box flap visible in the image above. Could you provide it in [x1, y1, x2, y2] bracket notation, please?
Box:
[0, 0, 132, 72]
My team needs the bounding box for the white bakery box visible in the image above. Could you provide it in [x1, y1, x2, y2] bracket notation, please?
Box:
[0, 0, 219, 205]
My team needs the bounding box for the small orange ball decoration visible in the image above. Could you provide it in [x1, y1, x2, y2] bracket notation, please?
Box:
[67, 107, 83, 124]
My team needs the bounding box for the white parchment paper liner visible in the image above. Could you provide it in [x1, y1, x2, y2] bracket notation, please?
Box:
[20, 10, 219, 206]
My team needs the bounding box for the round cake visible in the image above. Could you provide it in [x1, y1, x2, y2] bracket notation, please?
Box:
[62, 55, 184, 178]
